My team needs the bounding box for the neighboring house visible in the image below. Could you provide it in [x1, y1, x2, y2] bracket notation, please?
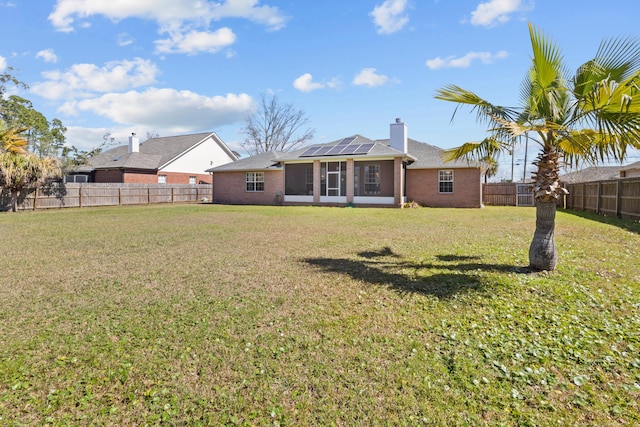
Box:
[620, 161, 640, 178]
[560, 164, 629, 184]
[207, 119, 483, 208]
[66, 132, 237, 184]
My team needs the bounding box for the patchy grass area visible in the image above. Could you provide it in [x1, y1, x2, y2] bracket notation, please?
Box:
[0, 204, 638, 426]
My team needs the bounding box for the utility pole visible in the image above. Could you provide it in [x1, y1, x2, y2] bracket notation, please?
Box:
[522, 138, 529, 182]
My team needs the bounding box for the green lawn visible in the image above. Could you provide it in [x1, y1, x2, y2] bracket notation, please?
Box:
[0, 204, 638, 426]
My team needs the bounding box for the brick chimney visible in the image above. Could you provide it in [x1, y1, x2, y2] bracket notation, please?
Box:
[389, 118, 407, 153]
[128, 133, 139, 153]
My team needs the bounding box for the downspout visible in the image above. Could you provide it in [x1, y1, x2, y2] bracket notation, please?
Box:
[403, 161, 407, 205]
[210, 172, 214, 202]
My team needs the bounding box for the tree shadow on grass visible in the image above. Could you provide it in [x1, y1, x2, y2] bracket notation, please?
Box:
[561, 209, 640, 235]
[303, 246, 531, 299]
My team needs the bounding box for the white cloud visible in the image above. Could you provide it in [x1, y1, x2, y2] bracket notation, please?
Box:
[293, 73, 325, 92]
[48, 0, 287, 55]
[117, 33, 134, 47]
[0, 55, 6, 71]
[293, 73, 340, 92]
[209, 0, 288, 31]
[352, 68, 389, 87]
[60, 89, 253, 131]
[155, 27, 236, 55]
[370, 0, 409, 35]
[30, 58, 159, 100]
[426, 50, 508, 69]
[36, 48, 59, 63]
[48, 0, 288, 32]
[470, 0, 523, 27]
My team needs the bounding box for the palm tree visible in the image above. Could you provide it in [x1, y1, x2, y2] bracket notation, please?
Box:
[481, 154, 499, 183]
[435, 23, 640, 271]
[1, 125, 61, 212]
[0, 126, 28, 154]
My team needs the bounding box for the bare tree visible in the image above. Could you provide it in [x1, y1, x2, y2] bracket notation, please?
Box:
[241, 94, 315, 155]
[145, 130, 160, 141]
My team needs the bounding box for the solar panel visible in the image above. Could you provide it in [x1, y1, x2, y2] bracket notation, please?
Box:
[315, 146, 333, 155]
[300, 146, 322, 157]
[338, 144, 359, 155]
[326, 145, 347, 155]
[338, 136, 357, 146]
[299, 137, 373, 157]
[353, 143, 374, 154]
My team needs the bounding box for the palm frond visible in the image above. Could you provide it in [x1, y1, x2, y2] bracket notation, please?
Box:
[524, 24, 570, 123]
[593, 36, 640, 81]
[528, 23, 565, 89]
[434, 85, 517, 126]
[0, 127, 29, 155]
[574, 36, 640, 99]
[443, 137, 512, 163]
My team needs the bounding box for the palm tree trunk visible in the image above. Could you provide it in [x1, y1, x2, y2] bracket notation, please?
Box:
[529, 201, 558, 270]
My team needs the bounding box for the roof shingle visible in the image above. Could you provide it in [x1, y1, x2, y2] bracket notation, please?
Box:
[88, 132, 220, 170]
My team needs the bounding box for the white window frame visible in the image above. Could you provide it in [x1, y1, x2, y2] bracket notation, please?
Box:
[189, 176, 196, 185]
[246, 172, 265, 192]
[438, 170, 453, 193]
[158, 174, 167, 184]
[364, 164, 381, 195]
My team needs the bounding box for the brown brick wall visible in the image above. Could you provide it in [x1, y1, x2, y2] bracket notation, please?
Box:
[406, 168, 482, 208]
[94, 169, 211, 184]
[212, 171, 284, 205]
[122, 170, 158, 184]
[152, 172, 212, 184]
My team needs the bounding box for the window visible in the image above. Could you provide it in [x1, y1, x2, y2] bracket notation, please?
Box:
[438, 170, 453, 193]
[246, 172, 264, 192]
[364, 165, 380, 194]
[158, 175, 167, 184]
[64, 174, 88, 183]
[189, 176, 196, 185]
[305, 166, 314, 194]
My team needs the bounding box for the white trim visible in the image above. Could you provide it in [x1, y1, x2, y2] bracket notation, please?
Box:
[353, 196, 394, 205]
[320, 196, 347, 203]
[158, 133, 238, 170]
[284, 195, 314, 203]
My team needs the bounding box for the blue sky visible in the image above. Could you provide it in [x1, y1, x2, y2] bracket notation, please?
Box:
[1, 0, 639, 180]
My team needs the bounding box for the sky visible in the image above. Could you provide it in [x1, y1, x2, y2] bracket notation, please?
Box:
[1, 0, 640, 181]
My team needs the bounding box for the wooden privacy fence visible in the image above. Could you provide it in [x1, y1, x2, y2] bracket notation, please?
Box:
[484, 178, 640, 220]
[482, 183, 534, 206]
[1, 183, 212, 211]
[563, 177, 640, 220]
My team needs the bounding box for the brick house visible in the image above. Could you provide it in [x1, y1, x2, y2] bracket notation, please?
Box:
[66, 132, 237, 184]
[207, 120, 483, 208]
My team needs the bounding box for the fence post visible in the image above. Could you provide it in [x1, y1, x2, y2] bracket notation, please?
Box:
[79, 184, 82, 208]
[596, 181, 601, 214]
[616, 179, 622, 218]
[33, 187, 38, 210]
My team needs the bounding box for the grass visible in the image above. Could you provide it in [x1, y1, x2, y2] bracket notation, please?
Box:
[0, 204, 638, 426]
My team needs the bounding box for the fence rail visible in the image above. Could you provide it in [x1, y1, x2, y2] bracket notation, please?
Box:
[564, 178, 640, 220]
[1, 183, 212, 211]
[483, 179, 640, 220]
[482, 183, 534, 206]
